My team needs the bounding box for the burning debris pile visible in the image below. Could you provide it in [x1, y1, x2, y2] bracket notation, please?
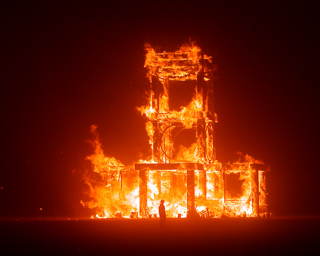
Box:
[81, 41, 268, 218]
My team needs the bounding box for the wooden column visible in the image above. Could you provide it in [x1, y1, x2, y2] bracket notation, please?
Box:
[139, 169, 147, 217]
[252, 169, 259, 217]
[199, 171, 207, 199]
[187, 170, 195, 212]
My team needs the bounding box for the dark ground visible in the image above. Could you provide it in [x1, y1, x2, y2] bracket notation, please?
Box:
[1, 217, 319, 255]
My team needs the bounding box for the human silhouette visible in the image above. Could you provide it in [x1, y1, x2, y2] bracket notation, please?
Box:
[159, 199, 166, 226]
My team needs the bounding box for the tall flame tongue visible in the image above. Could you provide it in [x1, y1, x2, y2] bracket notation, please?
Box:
[81, 125, 139, 218]
[81, 42, 268, 218]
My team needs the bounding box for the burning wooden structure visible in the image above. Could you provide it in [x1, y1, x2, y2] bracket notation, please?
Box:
[82, 42, 268, 218]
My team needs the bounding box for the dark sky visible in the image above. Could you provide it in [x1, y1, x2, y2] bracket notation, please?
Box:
[1, 1, 319, 217]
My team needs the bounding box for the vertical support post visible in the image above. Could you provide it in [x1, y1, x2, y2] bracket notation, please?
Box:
[199, 170, 206, 199]
[152, 121, 160, 162]
[197, 117, 207, 161]
[151, 76, 161, 112]
[187, 170, 195, 212]
[170, 172, 177, 197]
[223, 170, 226, 204]
[151, 76, 162, 163]
[252, 169, 259, 217]
[139, 169, 147, 218]
[259, 171, 267, 207]
[208, 79, 216, 161]
[197, 71, 207, 161]
[157, 170, 161, 199]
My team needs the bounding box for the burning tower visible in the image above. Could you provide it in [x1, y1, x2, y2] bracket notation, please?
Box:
[82, 42, 268, 218]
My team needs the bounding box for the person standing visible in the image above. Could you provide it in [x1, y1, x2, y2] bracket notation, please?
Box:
[159, 199, 166, 226]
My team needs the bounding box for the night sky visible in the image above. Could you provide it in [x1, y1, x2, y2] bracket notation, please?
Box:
[1, 1, 319, 218]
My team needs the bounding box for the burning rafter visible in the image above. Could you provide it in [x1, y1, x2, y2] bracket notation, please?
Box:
[144, 42, 212, 81]
[81, 41, 269, 219]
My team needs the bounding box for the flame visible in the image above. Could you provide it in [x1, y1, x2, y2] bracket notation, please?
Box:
[144, 41, 212, 82]
[81, 42, 268, 218]
[81, 125, 139, 218]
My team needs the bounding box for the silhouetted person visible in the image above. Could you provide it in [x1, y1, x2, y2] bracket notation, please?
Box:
[159, 199, 166, 226]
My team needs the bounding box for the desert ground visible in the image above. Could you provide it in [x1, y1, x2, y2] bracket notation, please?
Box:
[1, 217, 319, 255]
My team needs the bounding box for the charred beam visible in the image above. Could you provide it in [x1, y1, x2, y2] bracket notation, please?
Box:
[187, 170, 195, 213]
[253, 170, 259, 217]
[135, 163, 204, 171]
[139, 169, 147, 217]
[199, 171, 206, 199]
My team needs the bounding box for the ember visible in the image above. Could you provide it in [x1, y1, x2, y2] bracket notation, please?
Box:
[81, 41, 269, 218]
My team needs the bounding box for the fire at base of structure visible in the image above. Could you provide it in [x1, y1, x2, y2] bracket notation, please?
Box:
[81, 42, 269, 218]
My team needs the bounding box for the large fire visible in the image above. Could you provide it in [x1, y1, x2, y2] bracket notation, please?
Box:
[81, 41, 268, 218]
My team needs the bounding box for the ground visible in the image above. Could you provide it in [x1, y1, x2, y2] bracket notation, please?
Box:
[1, 217, 319, 255]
